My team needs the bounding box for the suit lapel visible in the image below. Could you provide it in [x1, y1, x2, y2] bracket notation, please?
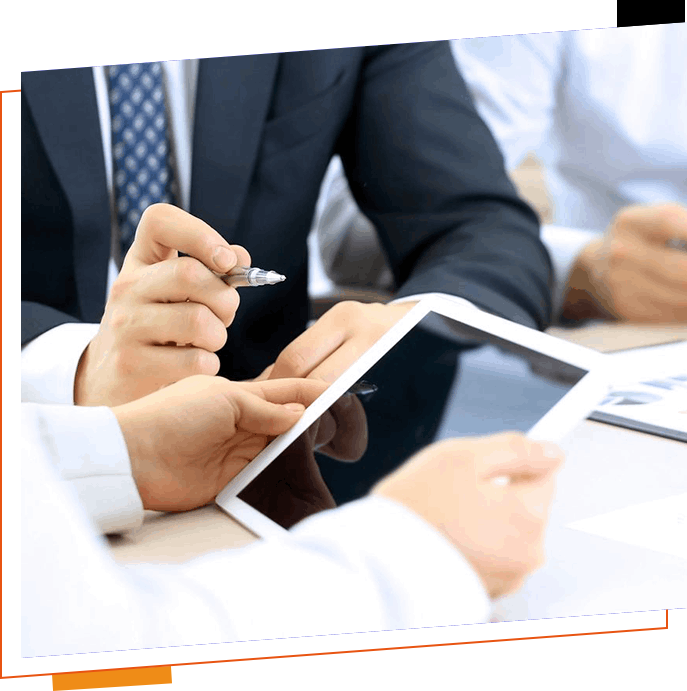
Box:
[22, 68, 111, 323]
[190, 53, 279, 236]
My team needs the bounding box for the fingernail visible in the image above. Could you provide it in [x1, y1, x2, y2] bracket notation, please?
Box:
[539, 442, 564, 460]
[212, 246, 235, 272]
[284, 403, 305, 413]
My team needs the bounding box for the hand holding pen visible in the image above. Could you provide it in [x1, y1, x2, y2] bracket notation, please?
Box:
[568, 203, 687, 323]
[75, 204, 262, 407]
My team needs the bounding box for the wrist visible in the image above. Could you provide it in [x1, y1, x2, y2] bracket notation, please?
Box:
[73, 341, 93, 406]
[561, 240, 614, 322]
[111, 402, 154, 508]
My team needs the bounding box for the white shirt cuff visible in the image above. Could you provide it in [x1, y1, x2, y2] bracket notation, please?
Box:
[21, 322, 100, 404]
[27, 403, 144, 535]
[540, 224, 600, 319]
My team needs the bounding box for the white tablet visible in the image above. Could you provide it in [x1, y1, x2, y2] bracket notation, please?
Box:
[216, 295, 609, 538]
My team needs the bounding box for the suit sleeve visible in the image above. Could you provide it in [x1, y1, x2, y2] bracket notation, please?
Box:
[22, 404, 491, 657]
[21, 301, 82, 345]
[337, 41, 554, 331]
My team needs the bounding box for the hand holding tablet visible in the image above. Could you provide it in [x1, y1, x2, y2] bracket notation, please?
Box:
[112, 374, 327, 512]
[373, 432, 565, 598]
[217, 295, 609, 537]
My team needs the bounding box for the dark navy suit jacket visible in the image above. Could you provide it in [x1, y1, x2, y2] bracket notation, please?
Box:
[22, 41, 552, 382]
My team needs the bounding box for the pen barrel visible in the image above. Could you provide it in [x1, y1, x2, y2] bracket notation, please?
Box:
[212, 269, 251, 287]
[213, 267, 285, 287]
[222, 275, 254, 287]
[665, 238, 687, 253]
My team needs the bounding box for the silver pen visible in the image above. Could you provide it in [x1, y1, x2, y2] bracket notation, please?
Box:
[665, 238, 687, 253]
[345, 380, 378, 401]
[214, 266, 286, 287]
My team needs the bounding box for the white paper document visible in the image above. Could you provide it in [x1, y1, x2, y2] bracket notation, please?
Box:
[566, 493, 687, 560]
[590, 341, 687, 441]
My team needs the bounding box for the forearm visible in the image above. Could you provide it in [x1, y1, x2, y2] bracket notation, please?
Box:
[396, 203, 553, 331]
[341, 42, 552, 331]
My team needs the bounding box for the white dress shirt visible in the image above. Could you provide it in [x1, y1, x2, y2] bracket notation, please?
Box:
[450, 24, 687, 312]
[22, 403, 491, 657]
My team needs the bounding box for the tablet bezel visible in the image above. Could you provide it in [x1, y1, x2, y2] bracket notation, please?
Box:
[215, 295, 609, 536]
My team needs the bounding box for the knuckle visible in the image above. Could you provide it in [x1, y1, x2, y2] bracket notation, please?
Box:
[275, 346, 309, 377]
[140, 202, 167, 223]
[108, 280, 126, 302]
[656, 203, 682, 222]
[108, 274, 135, 302]
[191, 349, 220, 376]
[212, 320, 229, 350]
[503, 432, 530, 458]
[222, 289, 240, 327]
[187, 304, 226, 351]
[613, 206, 636, 227]
[137, 203, 166, 236]
[331, 300, 363, 320]
[107, 307, 132, 334]
[424, 438, 470, 470]
[187, 302, 210, 334]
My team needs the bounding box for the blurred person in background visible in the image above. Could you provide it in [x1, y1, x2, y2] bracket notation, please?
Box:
[311, 24, 687, 325]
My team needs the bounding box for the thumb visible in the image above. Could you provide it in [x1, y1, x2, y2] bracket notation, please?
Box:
[472, 433, 564, 482]
[253, 363, 275, 382]
[232, 388, 306, 436]
[123, 203, 245, 272]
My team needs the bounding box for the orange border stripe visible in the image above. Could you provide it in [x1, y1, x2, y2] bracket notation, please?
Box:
[52, 666, 172, 690]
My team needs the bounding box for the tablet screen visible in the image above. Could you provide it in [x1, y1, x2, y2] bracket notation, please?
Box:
[237, 313, 588, 530]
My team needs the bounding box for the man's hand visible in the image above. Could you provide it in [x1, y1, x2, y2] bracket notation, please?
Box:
[258, 300, 409, 469]
[112, 375, 328, 512]
[373, 432, 564, 599]
[266, 301, 417, 383]
[75, 204, 251, 407]
[563, 203, 687, 323]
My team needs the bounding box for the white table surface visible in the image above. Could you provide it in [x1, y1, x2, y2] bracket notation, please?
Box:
[494, 419, 686, 621]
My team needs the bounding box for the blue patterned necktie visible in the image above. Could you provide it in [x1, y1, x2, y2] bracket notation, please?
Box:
[106, 62, 179, 261]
